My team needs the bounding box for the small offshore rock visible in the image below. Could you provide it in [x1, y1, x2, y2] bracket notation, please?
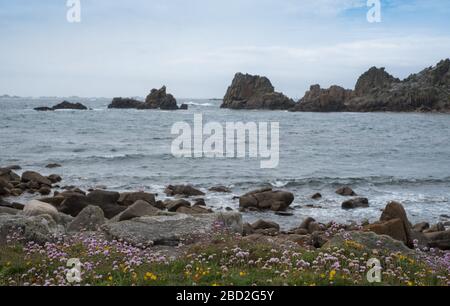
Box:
[209, 186, 232, 193]
[165, 185, 205, 197]
[342, 197, 369, 209]
[311, 193, 322, 200]
[336, 186, 357, 196]
[46, 163, 62, 169]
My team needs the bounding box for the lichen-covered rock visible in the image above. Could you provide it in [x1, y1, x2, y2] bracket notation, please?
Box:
[0, 206, 20, 215]
[0, 214, 63, 245]
[322, 231, 417, 256]
[101, 213, 243, 246]
[112, 200, 161, 222]
[67, 205, 105, 232]
[23, 200, 60, 222]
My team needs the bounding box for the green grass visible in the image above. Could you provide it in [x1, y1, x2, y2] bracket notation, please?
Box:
[0, 233, 448, 286]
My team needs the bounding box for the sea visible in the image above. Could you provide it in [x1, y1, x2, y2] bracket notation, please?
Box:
[1, 97, 449, 229]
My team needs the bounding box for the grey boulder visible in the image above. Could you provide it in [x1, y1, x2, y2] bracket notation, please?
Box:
[67, 205, 105, 232]
[102, 212, 243, 247]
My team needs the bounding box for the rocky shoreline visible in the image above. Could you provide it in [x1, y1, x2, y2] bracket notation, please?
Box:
[1, 166, 449, 253]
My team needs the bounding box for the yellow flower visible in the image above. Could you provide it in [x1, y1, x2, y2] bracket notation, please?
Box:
[144, 272, 158, 281]
[108, 276, 113, 282]
[239, 271, 247, 277]
[329, 270, 337, 281]
[407, 281, 414, 286]
[212, 283, 219, 287]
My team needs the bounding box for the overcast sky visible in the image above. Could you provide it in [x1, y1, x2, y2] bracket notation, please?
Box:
[1, 0, 450, 99]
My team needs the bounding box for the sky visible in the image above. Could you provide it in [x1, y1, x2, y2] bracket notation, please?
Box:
[0, 0, 450, 99]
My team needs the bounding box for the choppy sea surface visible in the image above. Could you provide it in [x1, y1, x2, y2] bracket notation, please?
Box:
[1, 97, 449, 229]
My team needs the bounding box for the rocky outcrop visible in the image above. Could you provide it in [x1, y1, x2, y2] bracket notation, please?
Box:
[0, 206, 20, 215]
[108, 87, 183, 110]
[164, 199, 191, 212]
[23, 200, 60, 222]
[221, 73, 295, 110]
[425, 230, 450, 250]
[118, 192, 156, 207]
[34, 101, 88, 111]
[239, 188, 294, 212]
[101, 213, 243, 246]
[292, 85, 352, 112]
[143, 86, 179, 110]
[58, 190, 126, 219]
[112, 200, 161, 222]
[0, 214, 63, 244]
[21, 171, 52, 186]
[365, 201, 417, 247]
[52, 101, 88, 110]
[323, 231, 416, 256]
[293, 59, 450, 113]
[354, 67, 400, 97]
[67, 206, 105, 232]
[108, 98, 143, 109]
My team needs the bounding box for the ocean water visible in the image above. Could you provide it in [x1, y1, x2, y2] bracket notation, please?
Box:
[1, 97, 449, 229]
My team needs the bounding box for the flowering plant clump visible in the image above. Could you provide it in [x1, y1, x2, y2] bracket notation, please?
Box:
[0, 229, 449, 286]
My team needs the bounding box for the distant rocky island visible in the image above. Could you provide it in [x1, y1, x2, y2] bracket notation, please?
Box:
[34, 101, 88, 111]
[0, 94, 21, 99]
[108, 86, 188, 110]
[221, 59, 450, 113]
